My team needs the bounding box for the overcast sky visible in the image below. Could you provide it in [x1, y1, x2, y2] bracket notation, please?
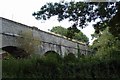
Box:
[0, 0, 96, 43]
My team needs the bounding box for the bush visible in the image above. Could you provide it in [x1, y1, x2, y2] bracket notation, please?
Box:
[44, 51, 62, 64]
[64, 53, 77, 63]
[2, 52, 120, 79]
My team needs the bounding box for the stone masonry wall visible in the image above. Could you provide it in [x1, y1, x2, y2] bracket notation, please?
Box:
[0, 17, 89, 56]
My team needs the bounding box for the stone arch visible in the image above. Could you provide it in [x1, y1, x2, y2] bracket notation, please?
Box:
[44, 50, 59, 56]
[44, 50, 62, 62]
[2, 46, 28, 58]
[64, 53, 76, 62]
[67, 53, 76, 57]
[44, 50, 62, 60]
[64, 52, 76, 58]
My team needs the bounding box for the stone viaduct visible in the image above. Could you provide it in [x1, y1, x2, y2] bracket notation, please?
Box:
[0, 17, 91, 57]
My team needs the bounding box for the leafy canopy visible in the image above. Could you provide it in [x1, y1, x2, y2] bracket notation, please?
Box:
[33, 1, 120, 38]
[50, 26, 88, 42]
[92, 27, 120, 59]
[50, 26, 67, 36]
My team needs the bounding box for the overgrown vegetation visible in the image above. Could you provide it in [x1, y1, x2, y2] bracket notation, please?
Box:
[91, 28, 120, 59]
[2, 1, 120, 79]
[2, 26, 120, 79]
[2, 50, 120, 79]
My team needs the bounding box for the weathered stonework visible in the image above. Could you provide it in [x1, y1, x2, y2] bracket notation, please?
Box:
[0, 17, 90, 57]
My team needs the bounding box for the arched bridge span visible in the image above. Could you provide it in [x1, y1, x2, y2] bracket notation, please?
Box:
[0, 17, 91, 57]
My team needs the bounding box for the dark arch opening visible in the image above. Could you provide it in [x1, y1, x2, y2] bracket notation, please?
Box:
[2, 46, 28, 59]
[44, 51, 59, 56]
[64, 53, 76, 62]
[66, 53, 76, 58]
[44, 50, 62, 61]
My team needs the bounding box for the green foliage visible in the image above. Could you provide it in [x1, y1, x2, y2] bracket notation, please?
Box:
[50, 26, 67, 36]
[44, 51, 62, 64]
[73, 32, 88, 42]
[64, 53, 77, 63]
[2, 51, 120, 79]
[2, 52, 62, 79]
[50, 26, 88, 42]
[66, 27, 75, 39]
[33, 1, 120, 38]
[92, 28, 120, 60]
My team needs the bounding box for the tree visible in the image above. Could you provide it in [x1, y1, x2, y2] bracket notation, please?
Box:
[32, 1, 120, 38]
[50, 26, 67, 36]
[50, 26, 88, 42]
[66, 26, 80, 39]
[73, 32, 88, 43]
[91, 27, 120, 58]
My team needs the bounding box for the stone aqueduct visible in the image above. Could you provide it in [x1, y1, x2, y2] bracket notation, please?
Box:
[0, 17, 90, 57]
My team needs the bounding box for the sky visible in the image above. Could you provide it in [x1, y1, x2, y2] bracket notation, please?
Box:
[0, 0, 95, 44]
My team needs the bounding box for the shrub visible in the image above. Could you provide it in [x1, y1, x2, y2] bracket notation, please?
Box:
[64, 53, 77, 63]
[44, 51, 62, 64]
[2, 52, 120, 79]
